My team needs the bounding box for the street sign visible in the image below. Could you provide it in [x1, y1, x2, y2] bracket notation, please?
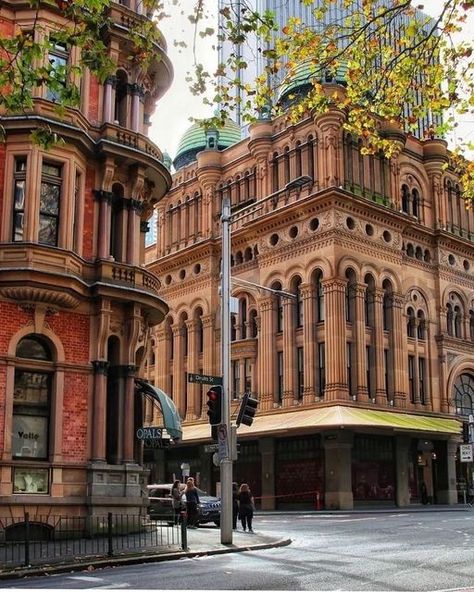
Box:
[187, 372, 223, 386]
[460, 444, 473, 462]
[217, 424, 229, 461]
[204, 444, 219, 453]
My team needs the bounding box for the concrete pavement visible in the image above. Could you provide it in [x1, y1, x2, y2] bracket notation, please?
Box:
[0, 524, 290, 581]
[1, 505, 471, 581]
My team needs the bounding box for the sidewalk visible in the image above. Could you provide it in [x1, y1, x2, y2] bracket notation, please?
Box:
[0, 525, 290, 581]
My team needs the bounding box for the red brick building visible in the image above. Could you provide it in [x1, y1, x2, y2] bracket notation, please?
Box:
[0, 0, 172, 518]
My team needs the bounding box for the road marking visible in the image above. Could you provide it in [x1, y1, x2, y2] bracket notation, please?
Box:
[68, 575, 104, 582]
[95, 583, 129, 589]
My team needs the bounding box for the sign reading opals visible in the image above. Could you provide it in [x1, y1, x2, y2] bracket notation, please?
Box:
[136, 427, 163, 440]
[136, 426, 170, 449]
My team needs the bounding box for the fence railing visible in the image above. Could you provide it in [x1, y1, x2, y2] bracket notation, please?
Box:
[0, 512, 186, 569]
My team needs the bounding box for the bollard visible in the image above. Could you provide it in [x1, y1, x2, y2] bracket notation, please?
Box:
[180, 511, 188, 550]
[315, 491, 321, 510]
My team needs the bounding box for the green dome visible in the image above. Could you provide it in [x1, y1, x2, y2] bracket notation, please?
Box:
[277, 61, 348, 106]
[173, 120, 242, 170]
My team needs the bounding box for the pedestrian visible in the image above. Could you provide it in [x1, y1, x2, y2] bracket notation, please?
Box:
[232, 482, 239, 530]
[185, 477, 200, 528]
[237, 482, 255, 533]
[171, 479, 183, 525]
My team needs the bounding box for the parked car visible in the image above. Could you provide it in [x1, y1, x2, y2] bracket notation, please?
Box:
[147, 483, 221, 526]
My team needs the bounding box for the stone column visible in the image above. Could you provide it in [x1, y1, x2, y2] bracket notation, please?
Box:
[127, 199, 141, 265]
[95, 191, 112, 259]
[373, 289, 386, 405]
[354, 283, 369, 402]
[391, 294, 407, 408]
[301, 284, 316, 404]
[439, 354, 449, 413]
[102, 76, 116, 123]
[259, 438, 276, 510]
[91, 360, 109, 462]
[282, 298, 295, 407]
[123, 365, 137, 463]
[323, 431, 354, 510]
[172, 325, 185, 417]
[323, 278, 348, 401]
[130, 84, 142, 132]
[436, 439, 459, 505]
[259, 298, 275, 410]
[186, 319, 200, 419]
[395, 435, 411, 507]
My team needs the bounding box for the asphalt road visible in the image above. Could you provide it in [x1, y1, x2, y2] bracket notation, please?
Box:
[2, 510, 474, 591]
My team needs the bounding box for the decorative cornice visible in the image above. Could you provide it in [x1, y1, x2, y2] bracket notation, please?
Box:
[0, 287, 80, 309]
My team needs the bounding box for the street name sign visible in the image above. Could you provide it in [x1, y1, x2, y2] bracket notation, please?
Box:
[187, 372, 223, 386]
[204, 443, 219, 453]
[460, 443, 473, 462]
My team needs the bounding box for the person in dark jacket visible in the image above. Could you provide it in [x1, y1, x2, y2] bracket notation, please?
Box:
[185, 477, 200, 528]
[237, 482, 255, 533]
[232, 482, 239, 530]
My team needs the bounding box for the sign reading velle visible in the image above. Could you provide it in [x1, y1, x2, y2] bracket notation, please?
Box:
[136, 426, 163, 440]
[460, 444, 473, 463]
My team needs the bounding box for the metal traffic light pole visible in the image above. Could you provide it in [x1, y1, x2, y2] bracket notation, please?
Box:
[219, 175, 313, 545]
[220, 192, 233, 544]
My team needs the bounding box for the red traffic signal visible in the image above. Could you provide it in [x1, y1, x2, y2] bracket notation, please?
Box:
[236, 392, 258, 427]
[206, 386, 222, 426]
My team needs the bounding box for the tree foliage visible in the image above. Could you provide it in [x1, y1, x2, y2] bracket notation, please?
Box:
[1, 0, 474, 200]
[188, 0, 474, 203]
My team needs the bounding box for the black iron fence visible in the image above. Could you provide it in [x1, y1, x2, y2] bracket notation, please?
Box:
[0, 512, 186, 569]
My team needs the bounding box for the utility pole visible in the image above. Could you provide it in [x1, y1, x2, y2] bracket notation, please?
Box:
[218, 174, 313, 545]
[220, 192, 232, 544]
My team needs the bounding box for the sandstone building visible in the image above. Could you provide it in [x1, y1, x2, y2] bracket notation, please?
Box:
[146, 81, 473, 509]
[0, 0, 173, 519]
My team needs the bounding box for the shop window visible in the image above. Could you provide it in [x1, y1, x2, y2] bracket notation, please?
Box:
[352, 435, 395, 501]
[39, 162, 62, 246]
[12, 335, 54, 493]
[12, 158, 27, 242]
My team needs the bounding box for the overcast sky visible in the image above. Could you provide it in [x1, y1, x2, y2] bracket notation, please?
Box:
[149, 1, 474, 161]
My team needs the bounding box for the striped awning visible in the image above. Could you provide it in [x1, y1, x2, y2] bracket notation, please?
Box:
[181, 405, 461, 443]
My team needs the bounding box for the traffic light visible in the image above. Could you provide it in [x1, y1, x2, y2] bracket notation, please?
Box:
[236, 392, 258, 427]
[207, 386, 222, 440]
[463, 421, 470, 443]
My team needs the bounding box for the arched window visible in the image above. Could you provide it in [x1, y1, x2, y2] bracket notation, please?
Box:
[194, 308, 204, 354]
[12, 336, 53, 466]
[231, 314, 237, 341]
[417, 310, 426, 340]
[345, 269, 356, 323]
[470, 310, 474, 342]
[454, 305, 462, 338]
[313, 270, 324, 322]
[239, 298, 247, 339]
[271, 152, 279, 192]
[407, 307, 416, 338]
[412, 189, 420, 218]
[382, 280, 393, 331]
[293, 277, 303, 328]
[244, 247, 252, 262]
[249, 309, 258, 338]
[272, 281, 284, 332]
[446, 303, 454, 337]
[453, 373, 474, 417]
[114, 70, 129, 127]
[401, 184, 410, 214]
[364, 274, 375, 327]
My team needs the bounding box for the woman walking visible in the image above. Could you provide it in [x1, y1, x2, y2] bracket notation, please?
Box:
[232, 482, 239, 530]
[237, 483, 255, 533]
[185, 477, 200, 528]
[171, 479, 182, 525]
